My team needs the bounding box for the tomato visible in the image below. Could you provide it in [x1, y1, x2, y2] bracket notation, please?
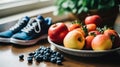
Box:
[74, 28, 86, 37]
[85, 15, 102, 27]
[48, 22, 69, 44]
[88, 30, 101, 36]
[85, 35, 94, 49]
[86, 24, 96, 32]
[69, 23, 81, 31]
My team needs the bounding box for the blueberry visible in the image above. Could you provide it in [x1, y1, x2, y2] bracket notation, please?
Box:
[34, 53, 38, 58]
[39, 50, 44, 54]
[56, 52, 61, 57]
[60, 55, 64, 61]
[50, 55, 55, 58]
[28, 56, 33, 59]
[39, 55, 43, 60]
[45, 53, 50, 57]
[43, 51, 47, 54]
[19, 46, 64, 65]
[41, 46, 46, 50]
[56, 60, 62, 65]
[50, 58, 56, 63]
[27, 57, 33, 63]
[52, 51, 56, 54]
[35, 56, 43, 62]
[19, 54, 24, 60]
[37, 47, 42, 51]
[43, 56, 50, 61]
[28, 52, 34, 56]
[35, 51, 41, 54]
[56, 57, 61, 60]
[45, 49, 50, 53]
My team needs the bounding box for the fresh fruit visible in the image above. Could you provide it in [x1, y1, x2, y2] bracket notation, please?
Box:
[69, 23, 81, 31]
[20, 46, 64, 65]
[63, 30, 85, 49]
[85, 15, 102, 27]
[91, 34, 112, 51]
[19, 54, 24, 60]
[85, 35, 95, 49]
[74, 28, 86, 37]
[88, 30, 101, 36]
[104, 29, 120, 48]
[48, 22, 69, 44]
[74, 25, 88, 37]
[86, 24, 96, 32]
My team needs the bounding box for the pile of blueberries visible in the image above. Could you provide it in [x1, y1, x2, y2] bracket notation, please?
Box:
[19, 46, 64, 65]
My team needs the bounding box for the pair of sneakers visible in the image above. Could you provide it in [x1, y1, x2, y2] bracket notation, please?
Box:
[0, 15, 52, 45]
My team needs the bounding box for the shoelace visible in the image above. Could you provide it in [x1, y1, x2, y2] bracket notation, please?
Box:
[10, 18, 25, 31]
[21, 18, 41, 33]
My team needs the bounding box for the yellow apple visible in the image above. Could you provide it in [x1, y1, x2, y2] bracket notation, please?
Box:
[63, 30, 85, 49]
[91, 34, 112, 51]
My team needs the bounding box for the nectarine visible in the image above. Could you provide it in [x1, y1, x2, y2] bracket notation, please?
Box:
[92, 34, 112, 51]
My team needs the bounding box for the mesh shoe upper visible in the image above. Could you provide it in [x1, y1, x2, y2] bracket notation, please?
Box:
[0, 16, 30, 38]
[11, 16, 52, 40]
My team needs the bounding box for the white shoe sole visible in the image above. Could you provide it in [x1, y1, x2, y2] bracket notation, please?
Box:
[10, 34, 48, 45]
[0, 37, 10, 43]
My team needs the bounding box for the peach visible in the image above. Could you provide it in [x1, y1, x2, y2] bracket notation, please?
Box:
[91, 34, 112, 51]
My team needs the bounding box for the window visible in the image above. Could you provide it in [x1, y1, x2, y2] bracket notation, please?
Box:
[0, 0, 68, 25]
[0, 0, 55, 18]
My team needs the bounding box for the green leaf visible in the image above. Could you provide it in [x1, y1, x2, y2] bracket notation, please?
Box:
[77, 6, 84, 14]
[72, 8, 77, 14]
[55, 0, 117, 15]
[62, 1, 69, 8]
[83, 7, 88, 12]
[77, 0, 83, 7]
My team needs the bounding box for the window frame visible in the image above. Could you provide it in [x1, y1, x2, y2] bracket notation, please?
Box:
[0, 0, 56, 18]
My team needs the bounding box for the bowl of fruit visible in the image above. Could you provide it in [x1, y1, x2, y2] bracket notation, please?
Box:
[48, 15, 120, 57]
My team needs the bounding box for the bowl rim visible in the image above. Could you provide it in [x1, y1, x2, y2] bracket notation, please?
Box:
[48, 36, 120, 53]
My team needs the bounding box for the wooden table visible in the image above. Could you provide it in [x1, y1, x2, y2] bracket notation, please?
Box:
[0, 38, 120, 67]
[1, 13, 120, 67]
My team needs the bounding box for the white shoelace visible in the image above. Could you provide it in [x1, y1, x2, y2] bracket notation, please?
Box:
[21, 18, 41, 33]
[10, 18, 24, 30]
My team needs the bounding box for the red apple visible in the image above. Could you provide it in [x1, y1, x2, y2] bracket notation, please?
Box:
[48, 22, 69, 44]
[85, 35, 94, 50]
[63, 30, 85, 49]
[85, 15, 102, 27]
[91, 34, 112, 51]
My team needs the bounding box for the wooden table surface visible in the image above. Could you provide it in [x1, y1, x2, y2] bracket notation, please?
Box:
[0, 38, 120, 67]
[1, 13, 120, 67]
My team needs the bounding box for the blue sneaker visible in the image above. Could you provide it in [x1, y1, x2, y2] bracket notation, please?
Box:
[0, 16, 30, 43]
[10, 16, 52, 45]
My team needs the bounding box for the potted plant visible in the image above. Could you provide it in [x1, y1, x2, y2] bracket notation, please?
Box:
[54, 0, 120, 27]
